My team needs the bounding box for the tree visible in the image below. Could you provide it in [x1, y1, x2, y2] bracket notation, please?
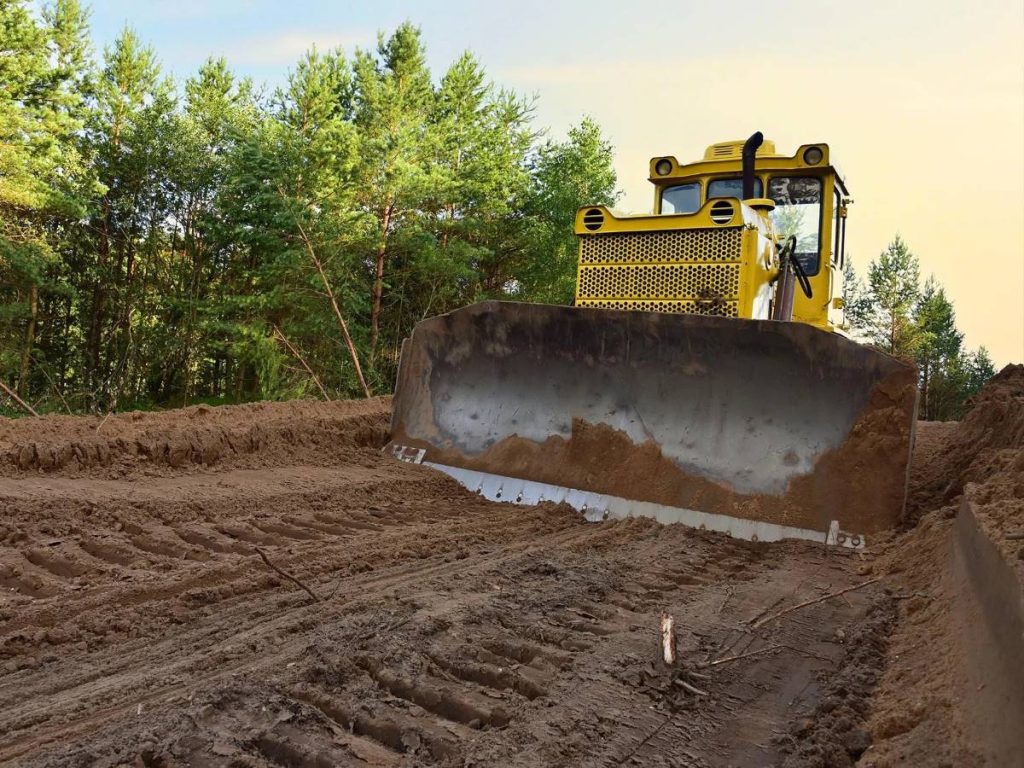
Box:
[351, 23, 439, 355]
[865, 235, 920, 356]
[517, 118, 619, 303]
[914, 277, 963, 419]
[841, 256, 872, 333]
[928, 346, 996, 420]
[0, 0, 93, 399]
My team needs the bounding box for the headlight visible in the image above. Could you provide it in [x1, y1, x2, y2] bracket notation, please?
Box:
[654, 158, 672, 176]
[803, 147, 824, 165]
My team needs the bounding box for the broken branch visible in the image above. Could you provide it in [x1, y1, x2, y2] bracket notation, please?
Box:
[272, 325, 331, 401]
[254, 547, 320, 603]
[750, 577, 882, 629]
[0, 380, 39, 416]
[674, 678, 708, 696]
[289, 211, 372, 399]
[702, 643, 785, 668]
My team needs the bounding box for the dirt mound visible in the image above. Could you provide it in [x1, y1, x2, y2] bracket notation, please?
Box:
[0, 397, 391, 477]
[909, 364, 1024, 516]
[863, 364, 1024, 766]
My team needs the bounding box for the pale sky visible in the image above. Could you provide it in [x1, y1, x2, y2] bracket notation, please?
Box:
[86, 0, 1024, 365]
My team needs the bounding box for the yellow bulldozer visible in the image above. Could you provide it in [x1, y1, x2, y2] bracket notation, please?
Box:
[389, 133, 918, 549]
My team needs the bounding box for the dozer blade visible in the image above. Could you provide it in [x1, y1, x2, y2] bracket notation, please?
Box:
[388, 301, 918, 548]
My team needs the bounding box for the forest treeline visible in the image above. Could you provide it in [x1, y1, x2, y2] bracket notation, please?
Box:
[1, 1, 618, 412]
[844, 236, 994, 420]
[0, 1, 994, 419]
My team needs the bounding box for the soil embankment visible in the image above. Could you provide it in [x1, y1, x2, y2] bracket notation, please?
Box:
[862, 365, 1024, 767]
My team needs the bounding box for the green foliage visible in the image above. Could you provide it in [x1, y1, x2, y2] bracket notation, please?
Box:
[517, 118, 619, 303]
[845, 239, 996, 421]
[0, 9, 621, 412]
[841, 256, 872, 331]
[865, 235, 920, 356]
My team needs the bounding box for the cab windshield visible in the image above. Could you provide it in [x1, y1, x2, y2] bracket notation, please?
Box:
[708, 177, 762, 199]
[768, 176, 822, 275]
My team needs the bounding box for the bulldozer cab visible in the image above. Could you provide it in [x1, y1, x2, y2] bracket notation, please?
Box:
[647, 140, 850, 331]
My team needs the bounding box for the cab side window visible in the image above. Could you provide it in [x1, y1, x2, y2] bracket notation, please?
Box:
[661, 183, 701, 214]
[768, 176, 822, 276]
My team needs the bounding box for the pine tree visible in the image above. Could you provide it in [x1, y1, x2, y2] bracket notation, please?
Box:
[914, 277, 963, 419]
[351, 23, 439, 355]
[865, 235, 921, 356]
[841, 256, 872, 333]
[0, 0, 93, 399]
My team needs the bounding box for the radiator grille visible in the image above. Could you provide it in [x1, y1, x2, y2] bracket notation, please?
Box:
[577, 263, 740, 300]
[579, 227, 742, 264]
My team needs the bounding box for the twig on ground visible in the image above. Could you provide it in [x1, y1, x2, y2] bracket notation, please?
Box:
[0, 380, 39, 416]
[717, 585, 734, 615]
[254, 547, 320, 603]
[674, 678, 708, 696]
[702, 643, 785, 669]
[96, 411, 112, 433]
[749, 577, 882, 629]
[1006, 531, 1024, 541]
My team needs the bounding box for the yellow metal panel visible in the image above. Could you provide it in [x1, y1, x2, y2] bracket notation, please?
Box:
[573, 200, 778, 321]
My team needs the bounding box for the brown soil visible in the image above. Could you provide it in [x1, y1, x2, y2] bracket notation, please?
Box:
[0, 365, 1020, 767]
[1, 397, 893, 767]
[860, 364, 1024, 767]
[906, 364, 1024, 520]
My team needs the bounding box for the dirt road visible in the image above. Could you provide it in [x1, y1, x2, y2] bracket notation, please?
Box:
[0, 398, 899, 767]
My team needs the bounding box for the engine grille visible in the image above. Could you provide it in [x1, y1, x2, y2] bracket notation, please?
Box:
[577, 263, 740, 301]
[579, 227, 742, 264]
[575, 226, 743, 317]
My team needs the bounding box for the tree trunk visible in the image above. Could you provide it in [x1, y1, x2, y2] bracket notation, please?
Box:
[17, 283, 38, 397]
[370, 204, 393, 354]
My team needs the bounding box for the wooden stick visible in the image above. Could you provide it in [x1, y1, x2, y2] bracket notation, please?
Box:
[702, 643, 785, 668]
[0, 380, 39, 416]
[660, 612, 676, 665]
[750, 577, 882, 629]
[272, 325, 331, 401]
[254, 547, 320, 603]
[674, 678, 708, 696]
